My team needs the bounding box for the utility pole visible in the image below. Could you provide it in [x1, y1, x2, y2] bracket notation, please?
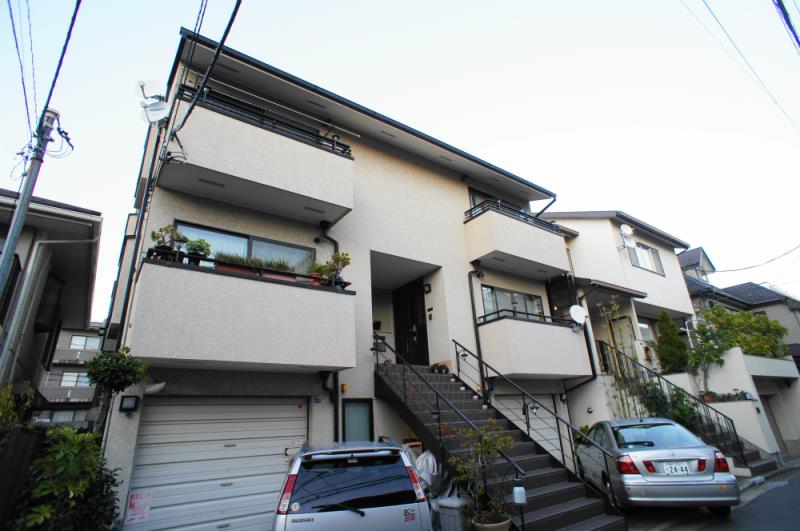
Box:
[0, 108, 59, 298]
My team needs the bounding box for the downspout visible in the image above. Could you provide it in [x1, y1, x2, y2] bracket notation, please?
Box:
[319, 371, 339, 442]
[563, 286, 598, 394]
[467, 261, 488, 402]
[0, 237, 99, 384]
[314, 221, 338, 253]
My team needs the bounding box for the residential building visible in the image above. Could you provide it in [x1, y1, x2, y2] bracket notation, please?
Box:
[0, 188, 102, 407]
[32, 322, 104, 429]
[104, 29, 623, 530]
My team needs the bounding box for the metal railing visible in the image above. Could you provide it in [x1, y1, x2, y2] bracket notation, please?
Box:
[372, 334, 525, 485]
[452, 340, 626, 516]
[464, 199, 563, 235]
[596, 340, 755, 466]
[477, 308, 573, 327]
[177, 84, 352, 157]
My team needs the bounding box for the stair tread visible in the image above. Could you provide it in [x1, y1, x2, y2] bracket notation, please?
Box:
[512, 496, 603, 525]
[488, 465, 565, 484]
[503, 480, 584, 502]
[554, 514, 627, 531]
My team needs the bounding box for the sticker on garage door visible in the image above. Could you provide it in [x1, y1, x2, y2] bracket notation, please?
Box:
[124, 491, 152, 524]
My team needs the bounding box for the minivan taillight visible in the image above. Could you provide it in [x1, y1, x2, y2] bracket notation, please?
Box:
[615, 455, 640, 475]
[276, 474, 297, 514]
[714, 451, 729, 473]
[406, 466, 426, 501]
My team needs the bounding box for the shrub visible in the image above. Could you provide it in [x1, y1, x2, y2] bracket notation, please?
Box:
[87, 347, 147, 434]
[654, 311, 689, 373]
[702, 305, 787, 358]
[150, 225, 186, 247]
[184, 239, 211, 256]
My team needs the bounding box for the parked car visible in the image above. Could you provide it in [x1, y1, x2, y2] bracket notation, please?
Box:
[576, 418, 740, 516]
[273, 441, 433, 531]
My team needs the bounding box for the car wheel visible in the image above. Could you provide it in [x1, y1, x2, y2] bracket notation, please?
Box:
[576, 458, 585, 480]
[708, 506, 731, 517]
[603, 475, 623, 511]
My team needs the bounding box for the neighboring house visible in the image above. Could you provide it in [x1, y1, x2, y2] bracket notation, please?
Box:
[103, 29, 604, 529]
[32, 322, 104, 429]
[0, 189, 102, 406]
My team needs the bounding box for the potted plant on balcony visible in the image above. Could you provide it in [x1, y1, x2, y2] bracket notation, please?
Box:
[150, 225, 188, 261]
[259, 258, 295, 281]
[325, 252, 351, 289]
[448, 419, 514, 531]
[184, 239, 211, 266]
[214, 252, 259, 277]
[306, 262, 329, 286]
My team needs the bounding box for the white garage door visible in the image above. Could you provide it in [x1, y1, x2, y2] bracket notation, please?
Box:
[124, 396, 308, 531]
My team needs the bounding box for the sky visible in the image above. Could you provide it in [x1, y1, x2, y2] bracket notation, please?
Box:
[2, 0, 800, 321]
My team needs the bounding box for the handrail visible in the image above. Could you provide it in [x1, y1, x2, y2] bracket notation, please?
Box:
[373, 334, 525, 478]
[452, 339, 613, 459]
[477, 309, 572, 327]
[597, 340, 751, 466]
[464, 199, 564, 236]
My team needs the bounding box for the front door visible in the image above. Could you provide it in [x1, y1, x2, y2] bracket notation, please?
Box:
[393, 278, 429, 365]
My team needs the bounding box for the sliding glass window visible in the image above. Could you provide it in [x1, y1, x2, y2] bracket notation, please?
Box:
[481, 285, 544, 322]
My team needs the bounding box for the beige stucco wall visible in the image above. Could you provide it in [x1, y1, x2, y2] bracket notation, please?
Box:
[754, 377, 800, 457]
[760, 303, 800, 345]
[744, 354, 799, 379]
[126, 262, 356, 370]
[712, 400, 780, 454]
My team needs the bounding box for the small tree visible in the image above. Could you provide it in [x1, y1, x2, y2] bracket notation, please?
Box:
[703, 305, 787, 358]
[688, 322, 734, 393]
[87, 347, 147, 435]
[654, 311, 689, 374]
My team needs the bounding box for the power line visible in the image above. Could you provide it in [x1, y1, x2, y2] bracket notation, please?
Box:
[6, 0, 33, 139]
[698, 0, 800, 137]
[772, 0, 800, 54]
[24, 0, 37, 118]
[714, 242, 800, 272]
[37, 0, 81, 132]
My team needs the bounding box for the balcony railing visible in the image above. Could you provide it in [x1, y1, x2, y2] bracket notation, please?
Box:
[464, 199, 563, 235]
[477, 309, 572, 327]
[178, 84, 352, 158]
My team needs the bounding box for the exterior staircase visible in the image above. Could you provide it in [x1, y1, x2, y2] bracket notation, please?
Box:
[374, 344, 627, 530]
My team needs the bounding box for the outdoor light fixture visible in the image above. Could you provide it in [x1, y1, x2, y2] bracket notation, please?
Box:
[587, 407, 594, 414]
[423, 283, 432, 294]
[119, 395, 140, 415]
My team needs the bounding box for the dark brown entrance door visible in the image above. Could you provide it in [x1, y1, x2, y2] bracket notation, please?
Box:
[392, 278, 429, 365]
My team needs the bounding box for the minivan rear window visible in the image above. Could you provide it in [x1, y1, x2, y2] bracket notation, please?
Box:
[290, 454, 416, 514]
[614, 423, 700, 449]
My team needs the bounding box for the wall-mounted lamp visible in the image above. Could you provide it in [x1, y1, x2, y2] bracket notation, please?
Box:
[559, 393, 567, 403]
[119, 395, 140, 416]
[340, 383, 349, 394]
[587, 407, 594, 415]
[423, 283, 432, 294]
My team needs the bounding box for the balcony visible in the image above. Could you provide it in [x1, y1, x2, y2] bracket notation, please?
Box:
[464, 201, 570, 279]
[157, 86, 354, 225]
[51, 348, 98, 366]
[478, 311, 592, 378]
[126, 258, 356, 371]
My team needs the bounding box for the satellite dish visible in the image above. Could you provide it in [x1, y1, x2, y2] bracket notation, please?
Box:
[620, 224, 634, 237]
[569, 305, 588, 325]
[136, 80, 169, 123]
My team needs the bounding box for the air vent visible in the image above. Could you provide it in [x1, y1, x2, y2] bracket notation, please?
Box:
[439, 155, 454, 162]
[198, 178, 225, 188]
[216, 63, 239, 74]
[307, 100, 327, 110]
[304, 206, 325, 214]
[492, 257, 505, 263]
[380, 130, 397, 138]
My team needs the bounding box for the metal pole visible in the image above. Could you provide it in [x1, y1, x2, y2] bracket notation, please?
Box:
[0, 109, 59, 296]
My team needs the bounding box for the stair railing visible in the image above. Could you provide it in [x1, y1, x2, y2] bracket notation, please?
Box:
[452, 340, 625, 516]
[597, 340, 752, 466]
[372, 334, 525, 483]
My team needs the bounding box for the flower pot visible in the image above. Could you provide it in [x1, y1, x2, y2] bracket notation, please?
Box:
[308, 273, 322, 286]
[152, 245, 176, 261]
[260, 270, 296, 282]
[702, 394, 714, 403]
[473, 518, 511, 531]
[186, 252, 206, 266]
[215, 263, 258, 276]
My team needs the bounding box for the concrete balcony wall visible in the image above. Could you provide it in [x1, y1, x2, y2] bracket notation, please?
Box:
[127, 261, 356, 371]
[479, 318, 591, 378]
[744, 354, 799, 379]
[465, 210, 570, 278]
[158, 104, 354, 224]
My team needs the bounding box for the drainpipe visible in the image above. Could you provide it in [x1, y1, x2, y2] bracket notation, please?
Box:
[320, 371, 339, 442]
[467, 261, 488, 402]
[0, 237, 99, 384]
[314, 221, 338, 253]
[563, 287, 598, 394]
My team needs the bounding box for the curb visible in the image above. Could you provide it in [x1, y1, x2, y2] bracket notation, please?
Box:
[739, 460, 800, 492]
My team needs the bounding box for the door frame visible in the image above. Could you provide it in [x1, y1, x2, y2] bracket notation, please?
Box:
[392, 278, 430, 365]
[342, 398, 374, 442]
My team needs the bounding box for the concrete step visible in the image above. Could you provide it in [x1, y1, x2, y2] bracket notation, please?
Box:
[555, 513, 627, 531]
[503, 480, 586, 513]
[489, 453, 552, 476]
[488, 466, 568, 491]
[511, 496, 606, 531]
[747, 457, 778, 476]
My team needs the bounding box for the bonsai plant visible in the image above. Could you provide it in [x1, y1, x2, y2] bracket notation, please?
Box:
[184, 239, 211, 266]
[86, 347, 147, 436]
[448, 419, 514, 530]
[324, 252, 351, 289]
[306, 262, 329, 285]
[150, 224, 188, 261]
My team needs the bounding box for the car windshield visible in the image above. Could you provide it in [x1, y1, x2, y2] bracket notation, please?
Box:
[613, 423, 700, 449]
[289, 454, 416, 514]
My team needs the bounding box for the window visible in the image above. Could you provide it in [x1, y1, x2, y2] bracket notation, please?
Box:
[175, 222, 315, 273]
[628, 243, 664, 275]
[613, 423, 700, 449]
[52, 410, 74, 423]
[69, 335, 101, 351]
[481, 285, 544, 322]
[343, 399, 373, 441]
[638, 320, 655, 342]
[469, 188, 523, 210]
[61, 372, 91, 388]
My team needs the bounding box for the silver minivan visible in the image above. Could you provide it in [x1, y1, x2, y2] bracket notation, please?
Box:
[272, 441, 433, 531]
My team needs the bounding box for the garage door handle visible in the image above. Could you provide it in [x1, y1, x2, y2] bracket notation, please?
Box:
[217, 524, 230, 529]
[223, 443, 236, 448]
[220, 481, 233, 487]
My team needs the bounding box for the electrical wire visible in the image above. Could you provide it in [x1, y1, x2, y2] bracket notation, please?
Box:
[24, 0, 37, 118]
[714, 243, 800, 272]
[772, 0, 800, 54]
[6, 0, 33, 139]
[699, 0, 800, 137]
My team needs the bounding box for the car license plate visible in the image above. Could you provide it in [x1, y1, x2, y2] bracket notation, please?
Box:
[663, 461, 690, 475]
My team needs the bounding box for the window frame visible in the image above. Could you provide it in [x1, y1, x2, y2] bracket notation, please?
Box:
[174, 220, 316, 273]
[480, 284, 546, 323]
[628, 242, 665, 276]
[342, 398, 374, 442]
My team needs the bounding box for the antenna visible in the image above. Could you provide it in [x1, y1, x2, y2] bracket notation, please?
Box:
[136, 80, 169, 123]
[620, 224, 635, 249]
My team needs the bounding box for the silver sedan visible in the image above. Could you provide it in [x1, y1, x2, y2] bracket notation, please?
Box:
[576, 418, 739, 516]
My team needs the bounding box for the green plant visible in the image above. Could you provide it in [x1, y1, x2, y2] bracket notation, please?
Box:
[214, 252, 294, 272]
[702, 305, 787, 358]
[12, 427, 119, 530]
[1, 383, 34, 429]
[86, 347, 147, 435]
[324, 252, 351, 278]
[150, 224, 187, 247]
[184, 238, 211, 256]
[688, 320, 734, 393]
[307, 261, 329, 276]
[654, 311, 689, 374]
[261, 258, 293, 272]
[448, 419, 513, 525]
[214, 251, 250, 266]
[639, 382, 698, 430]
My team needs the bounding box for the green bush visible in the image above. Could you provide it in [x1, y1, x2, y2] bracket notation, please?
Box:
[654, 311, 689, 373]
[11, 427, 119, 530]
[639, 382, 698, 431]
[702, 305, 787, 358]
[87, 347, 147, 434]
[184, 238, 211, 256]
